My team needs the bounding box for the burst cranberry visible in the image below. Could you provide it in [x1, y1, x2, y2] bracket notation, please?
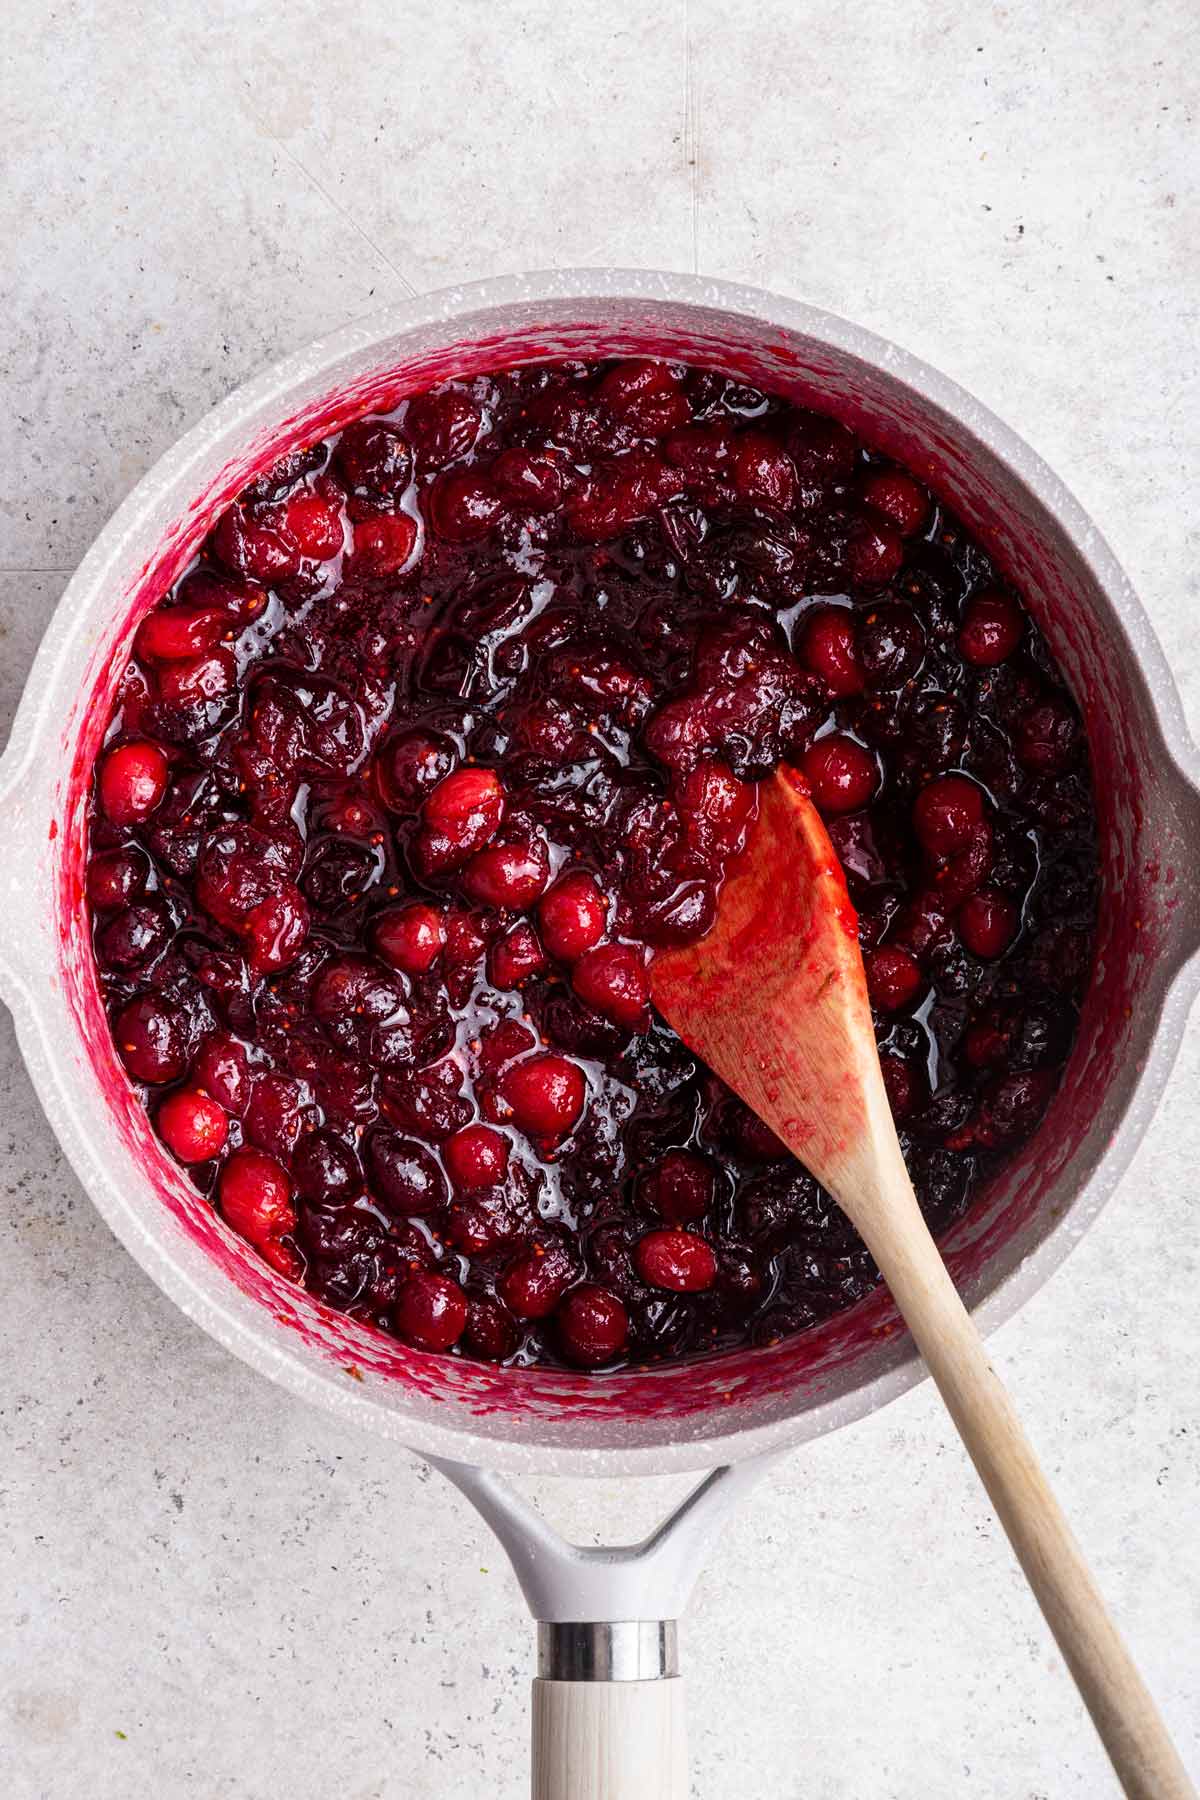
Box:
[499, 1243, 576, 1318]
[423, 767, 505, 847]
[634, 1229, 717, 1292]
[158, 647, 237, 706]
[557, 1284, 629, 1367]
[571, 943, 650, 1029]
[492, 447, 566, 510]
[135, 603, 231, 664]
[113, 994, 188, 1083]
[156, 1088, 228, 1163]
[846, 518, 904, 586]
[334, 417, 414, 500]
[798, 606, 865, 696]
[219, 1147, 295, 1247]
[244, 1072, 306, 1160]
[87, 846, 150, 911]
[194, 1033, 250, 1114]
[350, 512, 418, 576]
[444, 1123, 510, 1190]
[800, 735, 878, 814]
[378, 729, 457, 811]
[488, 921, 546, 988]
[461, 836, 550, 908]
[640, 1149, 715, 1222]
[394, 1272, 468, 1351]
[404, 390, 482, 464]
[241, 884, 310, 974]
[865, 945, 924, 1012]
[98, 741, 169, 825]
[1014, 698, 1080, 772]
[958, 589, 1024, 665]
[862, 469, 929, 535]
[429, 469, 505, 542]
[676, 760, 755, 858]
[879, 1054, 918, 1120]
[599, 359, 690, 434]
[373, 903, 444, 973]
[538, 871, 608, 961]
[958, 889, 1019, 959]
[730, 431, 798, 510]
[212, 503, 301, 584]
[282, 489, 345, 559]
[913, 774, 985, 856]
[497, 1055, 586, 1136]
[365, 1130, 449, 1217]
[857, 602, 925, 689]
[786, 413, 858, 485]
[94, 901, 168, 972]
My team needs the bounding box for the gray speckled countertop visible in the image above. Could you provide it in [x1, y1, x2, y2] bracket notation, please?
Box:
[2, 4, 1197, 1795]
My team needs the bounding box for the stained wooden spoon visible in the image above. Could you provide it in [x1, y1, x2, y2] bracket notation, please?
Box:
[653, 766, 1194, 1800]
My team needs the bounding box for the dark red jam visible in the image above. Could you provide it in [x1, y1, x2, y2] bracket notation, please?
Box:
[86, 359, 1098, 1369]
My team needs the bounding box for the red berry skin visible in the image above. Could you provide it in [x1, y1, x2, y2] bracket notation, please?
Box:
[846, 518, 904, 586]
[958, 590, 1023, 666]
[640, 1149, 715, 1222]
[349, 512, 418, 577]
[571, 943, 650, 1030]
[461, 837, 550, 909]
[879, 1053, 918, 1121]
[864, 945, 925, 1012]
[422, 767, 505, 846]
[800, 734, 878, 815]
[730, 431, 799, 510]
[98, 741, 169, 826]
[113, 994, 188, 1084]
[634, 1229, 717, 1292]
[443, 1123, 510, 1190]
[156, 1088, 228, 1163]
[913, 775, 985, 857]
[372, 903, 444, 974]
[538, 872, 608, 962]
[429, 469, 505, 542]
[394, 1272, 468, 1351]
[158, 647, 237, 706]
[492, 447, 565, 511]
[282, 488, 345, 559]
[241, 884, 310, 974]
[211, 503, 301, 584]
[464, 1295, 520, 1362]
[219, 1147, 296, 1247]
[134, 603, 231, 664]
[499, 1244, 575, 1319]
[958, 889, 1019, 959]
[488, 921, 546, 989]
[798, 606, 866, 697]
[497, 1054, 586, 1137]
[194, 1033, 251, 1114]
[87, 847, 149, 912]
[861, 469, 929, 536]
[557, 1284, 629, 1367]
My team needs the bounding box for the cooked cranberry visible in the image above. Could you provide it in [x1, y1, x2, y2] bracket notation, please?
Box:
[365, 1130, 449, 1217]
[241, 884, 310, 974]
[429, 469, 505, 543]
[193, 1033, 251, 1113]
[334, 417, 414, 501]
[492, 447, 566, 510]
[798, 606, 865, 696]
[640, 1149, 714, 1222]
[879, 1054, 918, 1120]
[135, 603, 231, 664]
[443, 1123, 510, 1190]
[1014, 698, 1080, 772]
[244, 1072, 307, 1160]
[634, 1229, 717, 1292]
[730, 432, 798, 510]
[219, 1147, 295, 1247]
[800, 734, 878, 814]
[557, 1284, 629, 1366]
[394, 1271, 467, 1351]
[958, 889, 1019, 959]
[461, 836, 550, 909]
[378, 729, 457, 812]
[350, 512, 418, 577]
[488, 921, 546, 988]
[158, 647, 237, 706]
[538, 871, 608, 961]
[156, 1088, 228, 1163]
[856, 601, 925, 689]
[293, 1130, 363, 1206]
[282, 488, 345, 559]
[114, 994, 188, 1083]
[499, 1243, 576, 1318]
[569, 942, 650, 1029]
[846, 519, 904, 586]
[497, 1055, 586, 1136]
[422, 766, 504, 848]
[87, 846, 150, 911]
[676, 760, 755, 858]
[786, 414, 858, 486]
[98, 741, 169, 826]
[959, 589, 1024, 665]
[404, 390, 482, 465]
[464, 1294, 520, 1361]
[861, 469, 929, 536]
[865, 945, 924, 1012]
[599, 359, 690, 434]
[913, 774, 985, 857]
[94, 900, 169, 972]
[211, 503, 301, 584]
[373, 903, 445, 974]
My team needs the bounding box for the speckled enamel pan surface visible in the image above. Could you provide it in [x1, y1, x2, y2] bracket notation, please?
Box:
[0, 270, 1196, 1475]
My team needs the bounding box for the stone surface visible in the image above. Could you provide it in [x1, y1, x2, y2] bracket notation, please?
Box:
[1, 3, 1197, 1795]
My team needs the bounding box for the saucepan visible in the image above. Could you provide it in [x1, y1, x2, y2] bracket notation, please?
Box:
[2, 271, 1197, 1797]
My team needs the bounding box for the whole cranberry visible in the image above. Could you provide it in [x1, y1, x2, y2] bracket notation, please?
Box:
[113, 994, 188, 1083]
[293, 1129, 363, 1206]
[422, 767, 505, 850]
[350, 512, 418, 577]
[219, 1147, 295, 1246]
[488, 921, 547, 988]
[464, 1294, 520, 1361]
[377, 729, 458, 812]
[634, 1229, 717, 1292]
[461, 836, 550, 909]
[599, 359, 690, 434]
[958, 889, 1019, 959]
[846, 518, 904, 586]
[282, 488, 346, 560]
[135, 603, 231, 664]
[797, 606, 865, 696]
[800, 734, 878, 814]
[334, 417, 414, 501]
[557, 1284, 629, 1367]
[98, 741, 169, 826]
[538, 871, 608, 961]
[786, 413, 858, 486]
[94, 901, 169, 973]
[491, 447, 565, 510]
[499, 1242, 576, 1318]
[193, 1033, 251, 1114]
[244, 1072, 307, 1161]
[958, 589, 1024, 665]
[639, 1149, 715, 1222]
[913, 774, 985, 857]
[861, 469, 929, 536]
[428, 469, 505, 543]
[729, 431, 799, 510]
[857, 601, 926, 689]
[241, 884, 310, 975]
[87, 846, 150, 911]
[211, 503, 301, 584]
[865, 945, 925, 1012]
[394, 1271, 468, 1351]
[158, 647, 237, 706]
[571, 943, 650, 1030]
[443, 1123, 510, 1190]
[676, 760, 755, 860]
[497, 1054, 586, 1137]
[404, 389, 482, 465]
[372, 903, 445, 974]
[156, 1088, 228, 1163]
[365, 1129, 449, 1217]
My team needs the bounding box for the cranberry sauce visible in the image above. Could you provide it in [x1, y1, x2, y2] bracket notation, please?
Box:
[85, 359, 1098, 1370]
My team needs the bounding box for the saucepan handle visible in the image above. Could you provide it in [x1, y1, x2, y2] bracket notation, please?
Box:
[532, 1650, 686, 1800]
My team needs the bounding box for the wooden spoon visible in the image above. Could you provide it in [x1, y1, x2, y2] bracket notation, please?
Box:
[652, 766, 1194, 1800]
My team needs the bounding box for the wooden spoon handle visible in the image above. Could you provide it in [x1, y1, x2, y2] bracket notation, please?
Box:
[854, 1168, 1195, 1799]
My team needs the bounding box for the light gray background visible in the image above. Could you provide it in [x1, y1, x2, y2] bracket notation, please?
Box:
[2, 4, 1197, 1796]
